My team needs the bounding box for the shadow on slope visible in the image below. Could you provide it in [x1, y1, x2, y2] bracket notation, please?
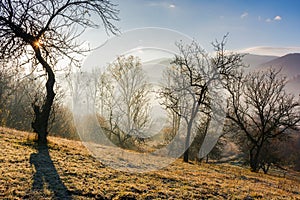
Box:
[29, 144, 72, 199]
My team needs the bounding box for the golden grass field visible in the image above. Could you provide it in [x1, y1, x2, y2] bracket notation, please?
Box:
[0, 127, 299, 199]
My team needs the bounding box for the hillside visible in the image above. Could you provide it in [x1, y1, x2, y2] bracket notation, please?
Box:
[0, 127, 300, 199]
[258, 53, 300, 78]
[243, 53, 300, 95]
[243, 54, 279, 68]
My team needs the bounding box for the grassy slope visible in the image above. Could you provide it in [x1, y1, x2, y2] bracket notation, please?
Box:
[0, 127, 299, 200]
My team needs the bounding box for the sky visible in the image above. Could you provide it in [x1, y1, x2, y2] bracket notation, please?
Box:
[82, 0, 300, 56]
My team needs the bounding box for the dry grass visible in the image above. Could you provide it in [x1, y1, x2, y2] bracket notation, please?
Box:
[0, 126, 299, 199]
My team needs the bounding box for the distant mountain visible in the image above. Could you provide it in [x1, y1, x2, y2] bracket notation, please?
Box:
[142, 57, 172, 83]
[243, 54, 278, 68]
[258, 53, 300, 78]
[252, 53, 300, 95]
[141, 54, 300, 95]
[286, 74, 300, 96]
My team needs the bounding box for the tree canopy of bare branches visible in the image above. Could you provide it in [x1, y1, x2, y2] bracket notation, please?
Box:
[97, 55, 151, 148]
[226, 68, 300, 172]
[160, 36, 245, 162]
[0, 0, 119, 144]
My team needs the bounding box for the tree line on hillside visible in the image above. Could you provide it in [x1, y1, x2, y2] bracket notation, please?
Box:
[1, 38, 300, 173]
[0, 0, 299, 174]
[71, 37, 300, 173]
[0, 65, 78, 140]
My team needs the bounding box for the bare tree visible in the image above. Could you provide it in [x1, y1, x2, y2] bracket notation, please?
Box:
[0, 0, 119, 144]
[160, 36, 244, 162]
[0, 69, 74, 139]
[0, 63, 13, 123]
[226, 68, 300, 172]
[97, 70, 129, 146]
[97, 55, 152, 148]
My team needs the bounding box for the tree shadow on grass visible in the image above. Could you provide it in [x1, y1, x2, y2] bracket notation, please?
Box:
[29, 144, 72, 199]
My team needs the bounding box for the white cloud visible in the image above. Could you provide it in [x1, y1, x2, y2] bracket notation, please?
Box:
[265, 18, 272, 23]
[274, 15, 282, 21]
[240, 12, 248, 19]
[147, 2, 176, 9]
[265, 15, 282, 23]
[239, 46, 300, 57]
[169, 4, 176, 8]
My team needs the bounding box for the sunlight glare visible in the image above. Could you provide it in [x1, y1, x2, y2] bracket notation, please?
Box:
[34, 40, 42, 47]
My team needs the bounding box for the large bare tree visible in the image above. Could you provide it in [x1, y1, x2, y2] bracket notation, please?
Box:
[97, 55, 152, 148]
[160, 37, 244, 162]
[0, 0, 119, 144]
[226, 68, 300, 172]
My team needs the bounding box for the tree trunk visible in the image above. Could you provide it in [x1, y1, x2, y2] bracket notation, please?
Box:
[31, 47, 56, 145]
[183, 101, 200, 163]
[183, 120, 193, 163]
[249, 146, 261, 172]
[262, 164, 270, 174]
[183, 148, 189, 163]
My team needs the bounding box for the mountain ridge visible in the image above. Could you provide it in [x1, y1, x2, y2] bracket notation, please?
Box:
[258, 53, 300, 77]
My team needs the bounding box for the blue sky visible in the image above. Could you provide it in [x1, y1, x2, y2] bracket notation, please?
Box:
[84, 0, 300, 56]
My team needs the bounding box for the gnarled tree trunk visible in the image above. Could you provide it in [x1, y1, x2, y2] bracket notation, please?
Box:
[31, 47, 56, 145]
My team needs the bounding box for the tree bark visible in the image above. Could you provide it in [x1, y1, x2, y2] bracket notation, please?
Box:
[183, 101, 200, 163]
[183, 148, 189, 163]
[249, 146, 261, 172]
[183, 119, 194, 162]
[31, 47, 56, 145]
